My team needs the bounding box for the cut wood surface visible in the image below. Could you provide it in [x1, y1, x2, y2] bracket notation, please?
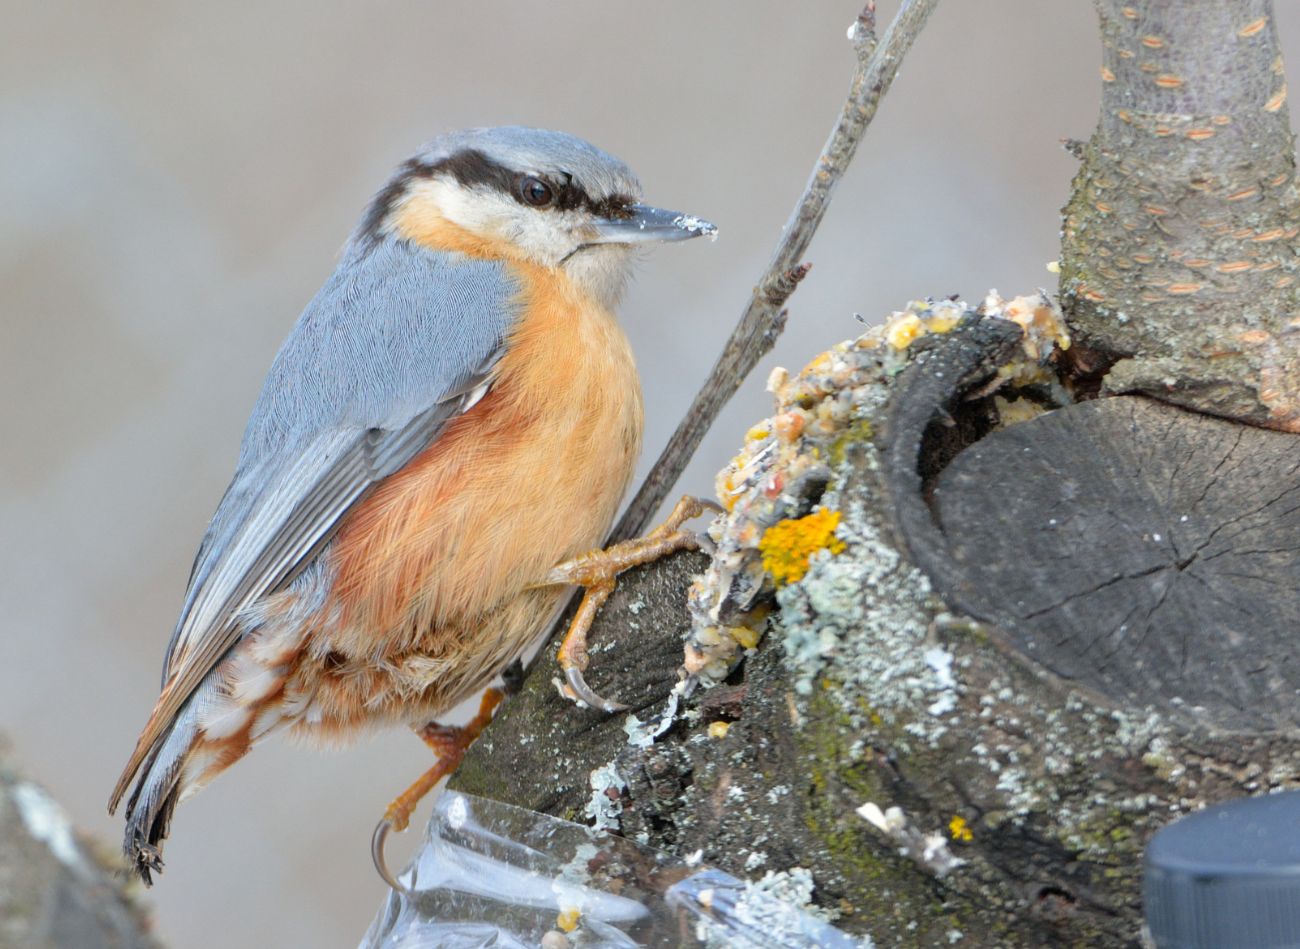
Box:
[935, 397, 1300, 732]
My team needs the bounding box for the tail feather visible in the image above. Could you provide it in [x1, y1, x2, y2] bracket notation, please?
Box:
[117, 706, 199, 886]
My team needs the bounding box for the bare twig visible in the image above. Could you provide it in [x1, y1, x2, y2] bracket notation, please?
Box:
[611, 0, 943, 541]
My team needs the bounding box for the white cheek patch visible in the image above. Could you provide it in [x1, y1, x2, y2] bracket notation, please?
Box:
[400, 177, 580, 267]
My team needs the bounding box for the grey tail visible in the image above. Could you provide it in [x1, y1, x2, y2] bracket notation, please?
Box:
[119, 716, 196, 886]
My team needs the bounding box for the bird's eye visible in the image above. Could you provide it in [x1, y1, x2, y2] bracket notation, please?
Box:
[519, 176, 554, 208]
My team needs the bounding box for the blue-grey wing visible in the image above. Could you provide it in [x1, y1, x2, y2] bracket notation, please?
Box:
[112, 239, 521, 806]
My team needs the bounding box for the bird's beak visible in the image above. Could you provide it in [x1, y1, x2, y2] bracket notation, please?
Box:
[588, 204, 718, 245]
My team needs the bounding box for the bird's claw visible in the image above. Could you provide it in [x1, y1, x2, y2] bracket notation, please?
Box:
[371, 818, 406, 893]
[564, 666, 629, 712]
[550, 494, 722, 714]
[369, 688, 504, 891]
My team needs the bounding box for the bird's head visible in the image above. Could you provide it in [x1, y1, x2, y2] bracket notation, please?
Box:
[353, 126, 715, 308]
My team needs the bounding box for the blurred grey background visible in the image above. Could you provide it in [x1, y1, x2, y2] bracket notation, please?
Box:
[4, 2, 1298, 946]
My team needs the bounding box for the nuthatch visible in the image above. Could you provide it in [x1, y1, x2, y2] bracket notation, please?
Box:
[108, 126, 716, 884]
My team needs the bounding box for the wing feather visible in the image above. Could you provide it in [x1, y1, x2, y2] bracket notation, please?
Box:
[109, 239, 519, 812]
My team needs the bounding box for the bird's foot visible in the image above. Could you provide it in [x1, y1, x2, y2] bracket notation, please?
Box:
[541, 495, 722, 713]
[371, 686, 504, 890]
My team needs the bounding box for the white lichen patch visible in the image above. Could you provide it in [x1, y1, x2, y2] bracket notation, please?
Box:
[777, 490, 942, 744]
[585, 763, 627, 832]
[692, 866, 868, 949]
[856, 801, 965, 878]
[924, 647, 958, 717]
[622, 690, 679, 749]
[754, 867, 835, 920]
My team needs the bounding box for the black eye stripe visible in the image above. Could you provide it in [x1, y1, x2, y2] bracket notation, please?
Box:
[356, 148, 638, 247]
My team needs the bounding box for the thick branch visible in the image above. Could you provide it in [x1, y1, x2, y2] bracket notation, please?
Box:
[446, 316, 1300, 946]
[1061, 0, 1300, 429]
[611, 0, 942, 541]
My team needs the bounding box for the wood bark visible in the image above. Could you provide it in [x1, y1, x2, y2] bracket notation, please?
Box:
[1061, 0, 1300, 429]
[445, 3, 1300, 945]
[0, 747, 159, 949]
[449, 315, 1300, 946]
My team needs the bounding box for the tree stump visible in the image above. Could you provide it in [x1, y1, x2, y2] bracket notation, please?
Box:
[445, 312, 1300, 947]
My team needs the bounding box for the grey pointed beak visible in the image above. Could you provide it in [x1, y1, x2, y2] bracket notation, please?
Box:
[589, 204, 718, 244]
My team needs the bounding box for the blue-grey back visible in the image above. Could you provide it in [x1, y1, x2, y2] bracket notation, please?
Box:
[240, 238, 521, 467]
[165, 239, 522, 680]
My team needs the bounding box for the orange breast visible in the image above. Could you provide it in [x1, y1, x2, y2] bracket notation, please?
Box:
[324, 253, 643, 658]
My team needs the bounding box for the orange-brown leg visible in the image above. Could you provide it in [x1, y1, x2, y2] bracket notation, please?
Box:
[537, 495, 722, 712]
[371, 687, 504, 889]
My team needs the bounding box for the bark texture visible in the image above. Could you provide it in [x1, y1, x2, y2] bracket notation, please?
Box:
[0, 746, 159, 949]
[443, 313, 1300, 947]
[1061, 0, 1300, 429]
[427, 5, 1300, 945]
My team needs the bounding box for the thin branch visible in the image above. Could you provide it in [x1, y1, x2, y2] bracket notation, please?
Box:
[611, 0, 943, 542]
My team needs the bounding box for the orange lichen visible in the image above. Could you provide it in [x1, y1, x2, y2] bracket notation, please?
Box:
[556, 909, 580, 933]
[949, 815, 974, 842]
[759, 508, 846, 586]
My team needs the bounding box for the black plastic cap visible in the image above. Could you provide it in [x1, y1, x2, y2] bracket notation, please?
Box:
[1144, 791, 1300, 948]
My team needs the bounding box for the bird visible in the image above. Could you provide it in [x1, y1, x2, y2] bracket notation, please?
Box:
[107, 126, 716, 885]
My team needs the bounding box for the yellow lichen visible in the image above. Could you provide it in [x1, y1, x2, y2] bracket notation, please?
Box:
[880, 300, 969, 351]
[556, 909, 581, 933]
[729, 625, 761, 649]
[759, 507, 846, 585]
[949, 815, 973, 842]
[708, 720, 731, 739]
[926, 310, 961, 334]
[884, 312, 926, 350]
